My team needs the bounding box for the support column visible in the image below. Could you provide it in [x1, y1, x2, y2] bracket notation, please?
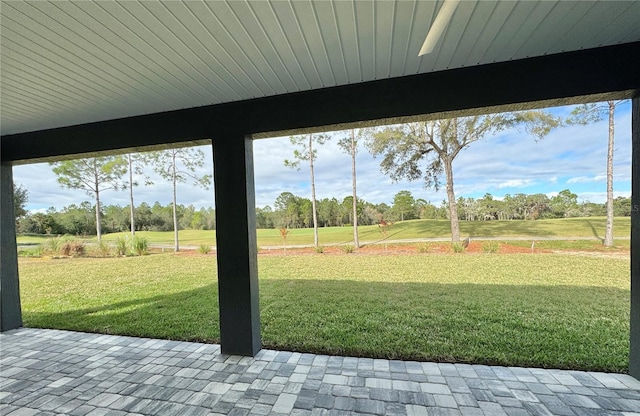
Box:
[212, 137, 261, 356]
[630, 96, 640, 379]
[1, 162, 23, 331]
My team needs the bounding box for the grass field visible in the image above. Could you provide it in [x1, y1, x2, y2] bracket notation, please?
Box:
[17, 216, 632, 248]
[18, 251, 630, 372]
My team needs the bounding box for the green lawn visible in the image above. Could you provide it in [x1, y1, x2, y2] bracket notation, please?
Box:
[20, 216, 630, 248]
[19, 251, 630, 372]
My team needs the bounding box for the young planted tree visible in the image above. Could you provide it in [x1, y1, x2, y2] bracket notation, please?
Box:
[149, 147, 212, 252]
[367, 112, 559, 242]
[337, 129, 360, 248]
[50, 156, 127, 242]
[567, 100, 624, 247]
[284, 134, 329, 248]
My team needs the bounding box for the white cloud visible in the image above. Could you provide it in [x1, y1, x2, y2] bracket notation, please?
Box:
[567, 175, 607, 184]
[496, 179, 534, 189]
[576, 191, 631, 204]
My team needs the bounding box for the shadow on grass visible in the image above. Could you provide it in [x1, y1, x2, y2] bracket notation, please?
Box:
[24, 280, 629, 372]
[586, 219, 605, 242]
[384, 219, 563, 239]
[24, 285, 221, 343]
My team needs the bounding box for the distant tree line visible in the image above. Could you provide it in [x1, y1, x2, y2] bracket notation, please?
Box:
[14, 188, 632, 237]
[16, 202, 215, 236]
[256, 189, 633, 229]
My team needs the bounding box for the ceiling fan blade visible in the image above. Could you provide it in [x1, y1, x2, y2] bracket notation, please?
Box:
[419, 0, 460, 56]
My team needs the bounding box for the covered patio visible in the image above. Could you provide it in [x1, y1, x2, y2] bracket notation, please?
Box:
[2, 328, 640, 415]
[1, 2, 640, 413]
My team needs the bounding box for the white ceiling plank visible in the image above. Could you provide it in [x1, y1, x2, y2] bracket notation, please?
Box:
[544, 1, 605, 53]
[407, 1, 438, 75]
[430, 1, 477, 71]
[2, 2, 173, 108]
[0, 27, 145, 109]
[513, 1, 587, 58]
[1, 33, 120, 107]
[2, 87, 69, 115]
[1, 60, 105, 112]
[483, 1, 550, 63]
[310, 1, 349, 86]
[227, 1, 298, 93]
[193, 1, 279, 97]
[333, 1, 362, 83]
[109, 1, 220, 102]
[1, 49, 107, 109]
[389, 0, 418, 78]
[269, 1, 324, 90]
[39, 1, 192, 106]
[0, 69, 110, 125]
[136, 2, 238, 102]
[291, 0, 337, 88]
[354, 0, 376, 82]
[498, 1, 560, 60]
[181, 1, 264, 98]
[593, 2, 640, 46]
[163, 1, 250, 101]
[373, 0, 396, 79]
[245, 1, 311, 92]
[447, 1, 499, 69]
[466, 1, 517, 66]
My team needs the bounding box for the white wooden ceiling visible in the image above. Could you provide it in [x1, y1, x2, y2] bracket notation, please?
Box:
[2, 0, 639, 136]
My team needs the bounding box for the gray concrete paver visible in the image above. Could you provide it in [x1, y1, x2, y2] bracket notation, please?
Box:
[1, 328, 639, 416]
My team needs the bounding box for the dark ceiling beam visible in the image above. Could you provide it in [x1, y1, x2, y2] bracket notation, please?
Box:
[2, 42, 639, 164]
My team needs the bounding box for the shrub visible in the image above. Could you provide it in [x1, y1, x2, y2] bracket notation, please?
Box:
[45, 235, 77, 256]
[131, 235, 149, 256]
[416, 243, 431, 253]
[315, 246, 324, 254]
[115, 236, 128, 256]
[198, 244, 211, 254]
[342, 245, 354, 254]
[61, 240, 85, 257]
[44, 236, 61, 254]
[482, 241, 500, 253]
[93, 240, 112, 257]
[451, 242, 465, 253]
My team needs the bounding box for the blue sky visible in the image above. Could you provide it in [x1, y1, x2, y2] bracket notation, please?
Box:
[13, 101, 632, 213]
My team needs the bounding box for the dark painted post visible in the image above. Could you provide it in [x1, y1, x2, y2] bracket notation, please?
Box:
[1, 162, 23, 331]
[212, 137, 261, 356]
[630, 96, 639, 379]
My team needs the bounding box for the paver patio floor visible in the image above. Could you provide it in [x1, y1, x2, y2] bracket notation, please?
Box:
[1, 328, 639, 416]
